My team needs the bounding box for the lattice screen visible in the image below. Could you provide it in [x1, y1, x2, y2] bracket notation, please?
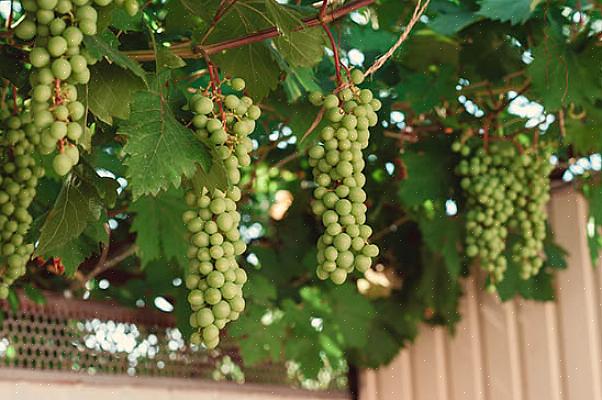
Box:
[0, 292, 286, 384]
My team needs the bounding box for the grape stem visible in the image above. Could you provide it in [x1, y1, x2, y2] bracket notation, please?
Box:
[11, 84, 18, 114]
[124, 0, 375, 61]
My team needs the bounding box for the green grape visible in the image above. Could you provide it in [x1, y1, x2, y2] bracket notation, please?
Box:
[0, 111, 44, 298]
[52, 152, 72, 176]
[18, 0, 137, 178]
[454, 138, 553, 287]
[15, 20, 37, 40]
[309, 75, 379, 284]
[183, 78, 257, 349]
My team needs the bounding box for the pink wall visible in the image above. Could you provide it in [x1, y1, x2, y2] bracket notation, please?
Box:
[0, 369, 349, 400]
[360, 187, 602, 400]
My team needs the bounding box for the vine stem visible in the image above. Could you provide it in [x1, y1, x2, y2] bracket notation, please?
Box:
[364, 0, 430, 77]
[124, 0, 375, 61]
[319, 0, 343, 87]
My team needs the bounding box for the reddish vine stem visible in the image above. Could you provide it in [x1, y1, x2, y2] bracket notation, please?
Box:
[319, 0, 343, 87]
[11, 84, 18, 114]
[200, 0, 239, 45]
[124, 0, 375, 61]
[205, 57, 226, 124]
[7, 0, 14, 31]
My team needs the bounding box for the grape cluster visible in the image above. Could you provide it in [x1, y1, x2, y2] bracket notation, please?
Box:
[15, 0, 138, 177]
[454, 139, 553, 284]
[0, 110, 45, 299]
[182, 78, 260, 348]
[507, 148, 553, 279]
[308, 70, 380, 285]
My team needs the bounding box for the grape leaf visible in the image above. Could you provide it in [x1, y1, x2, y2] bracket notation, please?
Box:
[83, 31, 148, 84]
[120, 88, 212, 199]
[165, 1, 204, 35]
[478, 0, 541, 25]
[198, 1, 281, 98]
[495, 233, 565, 301]
[418, 211, 464, 278]
[24, 284, 46, 305]
[228, 304, 286, 366]
[528, 32, 602, 111]
[265, 0, 324, 67]
[88, 62, 146, 125]
[430, 8, 480, 35]
[129, 188, 189, 268]
[397, 67, 457, 113]
[350, 300, 420, 368]
[213, 43, 280, 100]
[45, 222, 108, 277]
[324, 284, 374, 348]
[416, 248, 461, 323]
[282, 66, 321, 103]
[399, 137, 457, 207]
[156, 47, 186, 70]
[564, 103, 602, 154]
[399, 31, 460, 71]
[35, 175, 104, 256]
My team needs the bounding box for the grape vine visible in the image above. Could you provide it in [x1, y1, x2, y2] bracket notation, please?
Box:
[183, 77, 259, 349]
[308, 70, 380, 284]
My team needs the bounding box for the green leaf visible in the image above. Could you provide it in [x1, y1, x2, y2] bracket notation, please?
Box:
[229, 304, 286, 366]
[198, 0, 281, 98]
[83, 31, 148, 84]
[129, 188, 189, 268]
[244, 274, 278, 305]
[399, 31, 460, 71]
[399, 137, 457, 207]
[265, 0, 324, 67]
[35, 175, 104, 256]
[283, 66, 321, 103]
[7, 289, 20, 313]
[418, 211, 464, 278]
[50, 222, 108, 277]
[165, 1, 204, 35]
[88, 62, 146, 125]
[416, 248, 461, 323]
[156, 47, 186, 70]
[430, 8, 480, 35]
[563, 102, 602, 154]
[23, 284, 46, 305]
[528, 32, 602, 111]
[213, 44, 280, 100]
[120, 88, 212, 198]
[478, 0, 541, 25]
[397, 67, 457, 113]
[325, 284, 374, 348]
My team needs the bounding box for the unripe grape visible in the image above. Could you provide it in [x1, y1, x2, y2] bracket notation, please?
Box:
[15, 20, 37, 40]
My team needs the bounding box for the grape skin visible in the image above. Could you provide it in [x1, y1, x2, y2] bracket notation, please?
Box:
[308, 71, 380, 285]
[183, 78, 259, 349]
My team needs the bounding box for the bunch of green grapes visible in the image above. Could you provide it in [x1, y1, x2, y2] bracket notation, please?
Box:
[182, 77, 260, 349]
[454, 141, 515, 283]
[307, 70, 380, 285]
[14, 0, 138, 177]
[507, 148, 553, 279]
[454, 139, 553, 285]
[0, 110, 45, 299]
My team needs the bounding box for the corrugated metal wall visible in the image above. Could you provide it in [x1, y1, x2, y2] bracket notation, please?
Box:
[359, 187, 602, 400]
